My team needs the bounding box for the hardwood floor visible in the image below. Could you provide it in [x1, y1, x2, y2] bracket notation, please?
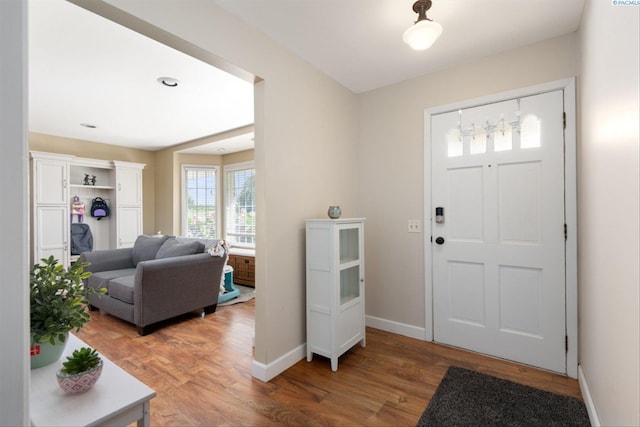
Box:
[77, 300, 582, 426]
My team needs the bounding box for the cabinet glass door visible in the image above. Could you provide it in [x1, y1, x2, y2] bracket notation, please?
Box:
[339, 227, 359, 263]
[339, 225, 361, 305]
[340, 265, 360, 304]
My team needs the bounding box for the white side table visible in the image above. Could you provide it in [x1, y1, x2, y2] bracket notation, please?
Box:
[30, 334, 156, 426]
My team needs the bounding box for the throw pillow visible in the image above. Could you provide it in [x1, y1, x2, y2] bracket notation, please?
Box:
[156, 239, 205, 259]
[131, 234, 172, 265]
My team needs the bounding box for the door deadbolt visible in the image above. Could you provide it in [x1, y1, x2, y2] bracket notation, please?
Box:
[435, 237, 445, 245]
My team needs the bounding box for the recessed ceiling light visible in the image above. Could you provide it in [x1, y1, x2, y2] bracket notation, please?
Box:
[157, 77, 180, 87]
[80, 123, 97, 128]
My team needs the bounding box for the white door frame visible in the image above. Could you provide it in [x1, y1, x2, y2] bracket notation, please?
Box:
[423, 78, 577, 378]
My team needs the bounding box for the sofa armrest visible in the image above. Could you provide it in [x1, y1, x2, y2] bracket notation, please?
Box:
[80, 248, 135, 273]
[133, 253, 226, 327]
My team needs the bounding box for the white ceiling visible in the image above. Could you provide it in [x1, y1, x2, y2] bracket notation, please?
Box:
[28, 0, 585, 154]
[214, 0, 585, 94]
[29, 0, 255, 153]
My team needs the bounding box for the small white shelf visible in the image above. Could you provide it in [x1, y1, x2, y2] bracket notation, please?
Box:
[70, 184, 114, 190]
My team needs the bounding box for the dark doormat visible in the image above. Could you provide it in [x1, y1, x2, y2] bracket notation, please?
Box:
[417, 366, 590, 427]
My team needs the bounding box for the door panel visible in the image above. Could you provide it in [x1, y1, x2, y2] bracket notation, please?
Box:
[448, 167, 484, 241]
[448, 261, 485, 326]
[35, 205, 68, 266]
[117, 207, 142, 248]
[498, 161, 542, 243]
[432, 90, 566, 373]
[35, 160, 67, 205]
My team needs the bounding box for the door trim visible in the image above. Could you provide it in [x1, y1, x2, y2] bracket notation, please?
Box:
[423, 78, 577, 378]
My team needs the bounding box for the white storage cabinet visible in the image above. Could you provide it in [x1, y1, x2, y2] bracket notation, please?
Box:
[31, 151, 145, 266]
[305, 218, 365, 371]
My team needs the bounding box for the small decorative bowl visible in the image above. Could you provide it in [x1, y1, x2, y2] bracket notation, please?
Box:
[56, 361, 103, 394]
[328, 205, 342, 219]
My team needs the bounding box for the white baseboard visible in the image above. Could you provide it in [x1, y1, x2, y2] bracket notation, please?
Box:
[251, 316, 426, 382]
[251, 343, 306, 382]
[365, 315, 427, 341]
[578, 364, 601, 427]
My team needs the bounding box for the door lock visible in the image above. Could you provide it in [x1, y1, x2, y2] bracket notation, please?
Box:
[435, 237, 445, 245]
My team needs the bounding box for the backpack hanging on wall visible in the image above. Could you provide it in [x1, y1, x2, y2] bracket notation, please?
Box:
[70, 223, 93, 255]
[90, 197, 110, 220]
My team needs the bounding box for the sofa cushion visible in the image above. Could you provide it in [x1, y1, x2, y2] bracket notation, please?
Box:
[176, 236, 220, 252]
[108, 274, 135, 304]
[156, 238, 205, 259]
[87, 268, 137, 292]
[131, 234, 172, 265]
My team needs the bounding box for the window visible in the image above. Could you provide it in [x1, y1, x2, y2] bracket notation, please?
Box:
[182, 165, 219, 239]
[224, 162, 255, 247]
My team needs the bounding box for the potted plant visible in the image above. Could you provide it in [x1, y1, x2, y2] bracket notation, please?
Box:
[30, 255, 103, 369]
[56, 347, 103, 393]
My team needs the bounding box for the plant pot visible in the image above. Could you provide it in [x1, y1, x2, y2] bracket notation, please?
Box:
[30, 333, 68, 370]
[56, 360, 103, 394]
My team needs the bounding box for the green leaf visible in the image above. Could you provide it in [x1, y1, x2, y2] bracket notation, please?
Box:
[30, 257, 98, 344]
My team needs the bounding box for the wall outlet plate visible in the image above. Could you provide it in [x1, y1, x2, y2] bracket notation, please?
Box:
[408, 219, 421, 233]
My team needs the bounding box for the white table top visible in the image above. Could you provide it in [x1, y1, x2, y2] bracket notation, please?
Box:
[30, 334, 156, 427]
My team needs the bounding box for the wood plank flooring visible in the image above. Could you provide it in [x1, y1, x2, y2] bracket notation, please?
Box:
[76, 300, 582, 426]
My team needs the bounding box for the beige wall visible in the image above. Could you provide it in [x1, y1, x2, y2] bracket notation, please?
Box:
[104, 0, 359, 372]
[577, 1, 640, 425]
[29, 132, 156, 234]
[223, 149, 254, 166]
[356, 34, 578, 328]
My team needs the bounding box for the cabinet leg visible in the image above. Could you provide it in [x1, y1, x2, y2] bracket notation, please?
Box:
[331, 358, 338, 372]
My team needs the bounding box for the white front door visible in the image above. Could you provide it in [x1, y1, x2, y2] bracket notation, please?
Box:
[431, 90, 566, 373]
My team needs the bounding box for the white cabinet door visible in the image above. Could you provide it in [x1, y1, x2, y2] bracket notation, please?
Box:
[117, 207, 142, 248]
[114, 164, 144, 247]
[34, 159, 68, 205]
[35, 206, 69, 266]
[117, 168, 142, 206]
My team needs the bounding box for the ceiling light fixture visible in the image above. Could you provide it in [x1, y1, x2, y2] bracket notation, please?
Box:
[403, 0, 442, 51]
[157, 77, 180, 87]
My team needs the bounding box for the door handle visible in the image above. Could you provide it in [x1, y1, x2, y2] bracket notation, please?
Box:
[435, 237, 445, 245]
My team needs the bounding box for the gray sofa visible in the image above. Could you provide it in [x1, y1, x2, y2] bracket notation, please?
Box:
[80, 235, 227, 335]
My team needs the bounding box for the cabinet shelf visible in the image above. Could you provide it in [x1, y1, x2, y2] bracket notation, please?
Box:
[70, 184, 114, 190]
[339, 259, 360, 270]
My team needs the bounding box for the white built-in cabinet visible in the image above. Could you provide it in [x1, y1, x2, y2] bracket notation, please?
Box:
[305, 218, 366, 371]
[113, 162, 144, 248]
[31, 151, 145, 267]
[32, 153, 72, 266]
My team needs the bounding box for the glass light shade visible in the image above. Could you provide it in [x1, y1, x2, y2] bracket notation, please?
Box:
[403, 19, 443, 50]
